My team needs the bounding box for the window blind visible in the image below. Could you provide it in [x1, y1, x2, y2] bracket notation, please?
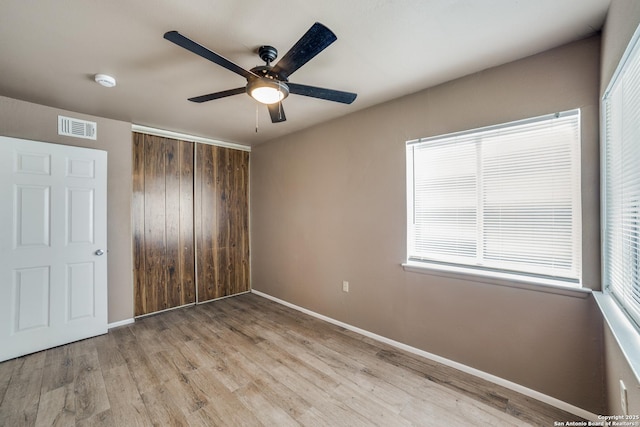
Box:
[603, 26, 640, 327]
[407, 110, 581, 283]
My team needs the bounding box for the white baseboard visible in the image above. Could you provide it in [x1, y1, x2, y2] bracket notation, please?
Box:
[251, 289, 598, 421]
[108, 318, 134, 329]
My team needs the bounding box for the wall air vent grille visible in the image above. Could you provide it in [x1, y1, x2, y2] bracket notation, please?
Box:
[58, 115, 97, 140]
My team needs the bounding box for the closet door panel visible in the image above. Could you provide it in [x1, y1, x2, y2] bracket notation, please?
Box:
[195, 143, 216, 300]
[196, 144, 249, 302]
[164, 140, 180, 306]
[132, 134, 146, 316]
[228, 148, 250, 294]
[178, 141, 196, 306]
[164, 139, 196, 309]
[133, 133, 195, 316]
[143, 135, 167, 312]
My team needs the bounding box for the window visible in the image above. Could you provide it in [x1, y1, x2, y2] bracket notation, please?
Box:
[406, 110, 581, 286]
[602, 25, 640, 328]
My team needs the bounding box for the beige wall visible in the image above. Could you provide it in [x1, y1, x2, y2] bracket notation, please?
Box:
[600, 0, 640, 416]
[251, 36, 605, 412]
[0, 96, 133, 323]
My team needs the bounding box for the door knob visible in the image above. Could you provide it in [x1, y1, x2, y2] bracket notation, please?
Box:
[95, 249, 105, 256]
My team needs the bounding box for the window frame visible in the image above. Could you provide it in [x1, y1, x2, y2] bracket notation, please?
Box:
[406, 110, 582, 289]
[601, 22, 640, 331]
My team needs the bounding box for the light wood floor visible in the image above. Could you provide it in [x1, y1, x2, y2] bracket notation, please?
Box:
[0, 292, 584, 426]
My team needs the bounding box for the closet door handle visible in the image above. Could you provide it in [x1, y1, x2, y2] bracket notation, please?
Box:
[95, 249, 105, 256]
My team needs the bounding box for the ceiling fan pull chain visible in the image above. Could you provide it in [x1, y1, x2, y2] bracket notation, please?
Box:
[255, 103, 259, 133]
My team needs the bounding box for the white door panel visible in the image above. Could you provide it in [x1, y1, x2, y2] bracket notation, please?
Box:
[0, 136, 107, 362]
[67, 187, 95, 244]
[67, 262, 96, 320]
[14, 266, 50, 331]
[15, 185, 51, 247]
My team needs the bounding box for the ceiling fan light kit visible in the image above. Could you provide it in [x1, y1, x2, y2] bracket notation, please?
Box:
[163, 22, 357, 123]
[247, 78, 289, 104]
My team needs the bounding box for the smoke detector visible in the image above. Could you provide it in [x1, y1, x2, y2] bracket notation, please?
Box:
[94, 74, 116, 88]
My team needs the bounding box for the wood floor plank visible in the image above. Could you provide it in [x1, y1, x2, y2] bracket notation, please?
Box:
[34, 384, 75, 427]
[185, 368, 263, 426]
[330, 382, 412, 426]
[0, 293, 588, 426]
[72, 353, 109, 422]
[140, 384, 191, 427]
[101, 365, 152, 427]
[117, 340, 161, 395]
[161, 373, 209, 416]
[0, 357, 18, 406]
[233, 381, 299, 427]
[507, 393, 579, 426]
[68, 339, 97, 359]
[250, 376, 313, 421]
[107, 326, 137, 346]
[122, 323, 166, 359]
[400, 395, 485, 427]
[180, 339, 221, 370]
[0, 352, 46, 426]
[185, 404, 228, 427]
[188, 344, 254, 393]
[75, 409, 114, 427]
[297, 397, 374, 427]
[93, 334, 126, 373]
[41, 345, 74, 394]
[147, 349, 199, 386]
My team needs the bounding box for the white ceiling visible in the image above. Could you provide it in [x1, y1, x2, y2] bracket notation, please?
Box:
[0, 0, 611, 146]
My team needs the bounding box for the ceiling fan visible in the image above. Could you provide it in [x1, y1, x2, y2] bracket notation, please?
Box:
[163, 22, 357, 123]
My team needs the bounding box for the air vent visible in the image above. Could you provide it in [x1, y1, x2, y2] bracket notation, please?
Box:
[58, 115, 97, 140]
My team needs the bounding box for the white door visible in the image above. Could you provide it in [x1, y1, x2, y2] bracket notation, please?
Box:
[0, 136, 108, 362]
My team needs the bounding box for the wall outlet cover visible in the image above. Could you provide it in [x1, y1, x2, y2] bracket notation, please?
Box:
[620, 379, 628, 416]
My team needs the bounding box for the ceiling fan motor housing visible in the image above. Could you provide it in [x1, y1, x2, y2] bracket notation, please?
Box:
[250, 65, 283, 81]
[258, 45, 278, 65]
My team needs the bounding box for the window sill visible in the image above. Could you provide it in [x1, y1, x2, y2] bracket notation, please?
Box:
[592, 292, 640, 384]
[401, 261, 592, 298]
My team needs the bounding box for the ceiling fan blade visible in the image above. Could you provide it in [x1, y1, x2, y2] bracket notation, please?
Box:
[271, 23, 337, 79]
[267, 103, 287, 123]
[164, 31, 258, 80]
[288, 83, 357, 104]
[188, 87, 246, 103]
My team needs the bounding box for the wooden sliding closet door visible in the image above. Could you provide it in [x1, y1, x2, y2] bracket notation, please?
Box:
[196, 144, 250, 302]
[132, 133, 196, 316]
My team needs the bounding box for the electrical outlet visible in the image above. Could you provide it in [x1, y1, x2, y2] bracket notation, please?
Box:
[620, 380, 628, 416]
[342, 281, 349, 292]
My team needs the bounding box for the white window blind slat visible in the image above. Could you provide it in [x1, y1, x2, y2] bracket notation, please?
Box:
[407, 110, 581, 283]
